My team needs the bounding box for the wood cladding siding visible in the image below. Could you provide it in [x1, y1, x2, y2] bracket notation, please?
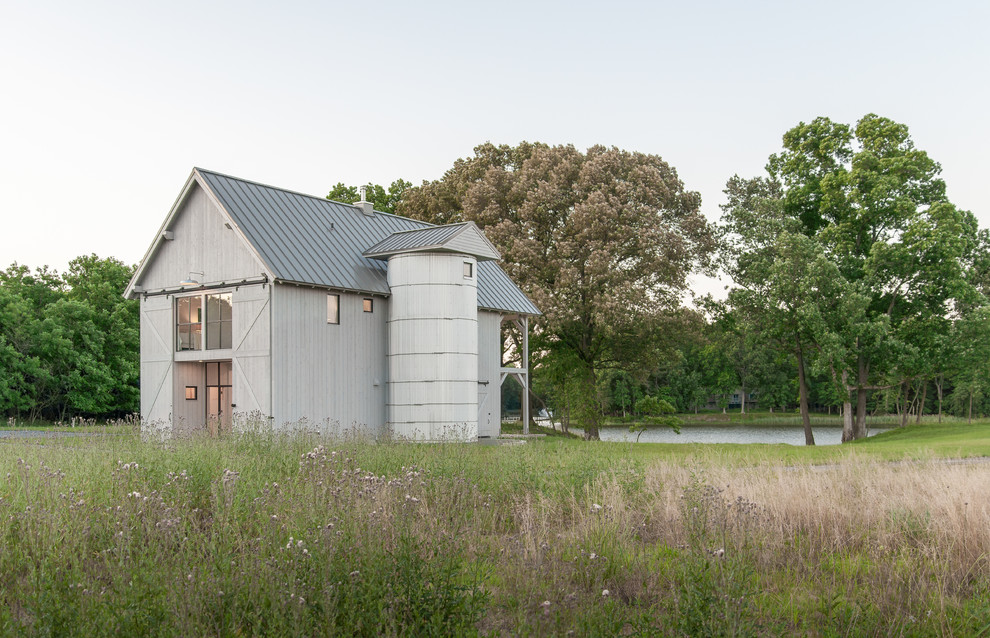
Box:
[140, 295, 173, 431]
[138, 183, 266, 291]
[271, 284, 386, 435]
[172, 362, 204, 435]
[477, 311, 502, 438]
[231, 284, 271, 421]
[446, 229, 498, 261]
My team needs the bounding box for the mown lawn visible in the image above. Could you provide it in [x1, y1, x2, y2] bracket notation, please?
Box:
[1, 422, 989, 636]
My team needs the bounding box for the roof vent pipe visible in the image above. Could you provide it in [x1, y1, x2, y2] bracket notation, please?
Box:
[353, 185, 374, 217]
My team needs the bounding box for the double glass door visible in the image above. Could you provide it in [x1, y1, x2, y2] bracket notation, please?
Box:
[206, 361, 232, 435]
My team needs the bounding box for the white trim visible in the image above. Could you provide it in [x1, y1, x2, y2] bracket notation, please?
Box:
[124, 170, 198, 298]
[123, 170, 275, 300]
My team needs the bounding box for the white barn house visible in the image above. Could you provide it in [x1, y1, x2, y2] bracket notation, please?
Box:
[124, 168, 539, 441]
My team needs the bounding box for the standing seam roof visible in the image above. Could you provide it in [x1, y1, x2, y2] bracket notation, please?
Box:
[362, 224, 467, 257]
[195, 169, 540, 315]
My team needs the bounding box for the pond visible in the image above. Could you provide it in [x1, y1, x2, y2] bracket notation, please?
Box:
[571, 424, 891, 445]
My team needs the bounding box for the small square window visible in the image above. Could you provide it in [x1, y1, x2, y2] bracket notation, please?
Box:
[363, 298, 374, 313]
[185, 386, 198, 400]
[327, 294, 340, 324]
[463, 262, 473, 278]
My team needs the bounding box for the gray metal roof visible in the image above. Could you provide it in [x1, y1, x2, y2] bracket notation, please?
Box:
[363, 224, 467, 258]
[363, 222, 500, 261]
[196, 169, 540, 316]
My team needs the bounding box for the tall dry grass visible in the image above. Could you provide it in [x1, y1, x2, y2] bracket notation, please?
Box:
[1, 434, 989, 636]
[502, 455, 990, 634]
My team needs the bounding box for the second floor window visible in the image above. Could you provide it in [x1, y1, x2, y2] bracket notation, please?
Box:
[176, 292, 232, 351]
[206, 293, 232, 349]
[176, 296, 202, 351]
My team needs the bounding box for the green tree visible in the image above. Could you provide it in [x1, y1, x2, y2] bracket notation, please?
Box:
[0, 257, 138, 421]
[398, 142, 717, 440]
[724, 114, 982, 441]
[630, 395, 680, 442]
[720, 176, 828, 444]
[327, 179, 412, 215]
[64, 255, 139, 416]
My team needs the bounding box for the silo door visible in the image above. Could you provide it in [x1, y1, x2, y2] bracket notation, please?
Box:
[478, 387, 492, 438]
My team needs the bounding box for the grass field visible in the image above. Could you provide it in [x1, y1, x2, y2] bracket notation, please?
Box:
[2, 423, 989, 636]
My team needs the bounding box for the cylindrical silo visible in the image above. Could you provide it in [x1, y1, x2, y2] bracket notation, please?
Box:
[387, 253, 478, 441]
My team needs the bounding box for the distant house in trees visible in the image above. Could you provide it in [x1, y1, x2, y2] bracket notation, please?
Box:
[705, 389, 758, 411]
[124, 169, 539, 441]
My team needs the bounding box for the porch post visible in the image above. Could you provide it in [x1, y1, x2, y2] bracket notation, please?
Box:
[522, 316, 529, 435]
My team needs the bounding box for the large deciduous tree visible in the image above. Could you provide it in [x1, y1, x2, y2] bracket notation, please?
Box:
[399, 142, 717, 439]
[724, 114, 982, 441]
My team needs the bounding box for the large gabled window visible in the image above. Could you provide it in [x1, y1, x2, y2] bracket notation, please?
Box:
[176, 292, 232, 351]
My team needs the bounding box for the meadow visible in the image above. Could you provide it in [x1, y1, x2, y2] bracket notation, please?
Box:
[1, 423, 989, 636]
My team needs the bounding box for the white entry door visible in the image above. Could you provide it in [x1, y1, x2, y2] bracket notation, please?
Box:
[478, 386, 492, 438]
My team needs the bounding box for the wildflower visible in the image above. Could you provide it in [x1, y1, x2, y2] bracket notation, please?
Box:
[591, 503, 603, 512]
[602, 589, 610, 597]
[589, 552, 597, 560]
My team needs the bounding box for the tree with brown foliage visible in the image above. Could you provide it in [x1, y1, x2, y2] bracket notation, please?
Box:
[399, 142, 717, 439]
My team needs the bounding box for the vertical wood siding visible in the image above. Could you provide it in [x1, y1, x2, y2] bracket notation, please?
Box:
[140, 295, 173, 435]
[137, 184, 266, 291]
[477, 310, 502, 437]
[172, 362, 204, 435]
[231, 284, 271, 424]
[271, 284, 387, 435]
[446, 231, 497, 260]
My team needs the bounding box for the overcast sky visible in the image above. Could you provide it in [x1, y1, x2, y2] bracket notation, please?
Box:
[1, 0, 987, 298]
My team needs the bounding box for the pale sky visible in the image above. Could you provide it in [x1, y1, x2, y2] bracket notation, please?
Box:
[2, 0, 987, 298]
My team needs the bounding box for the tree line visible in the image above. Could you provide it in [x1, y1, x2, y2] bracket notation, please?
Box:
[0, 256, 138, 422]
[381, 115, 990, 442]
[3, 114, 988, 441]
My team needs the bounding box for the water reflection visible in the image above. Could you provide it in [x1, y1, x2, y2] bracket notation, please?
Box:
[574, 425, 891, 445]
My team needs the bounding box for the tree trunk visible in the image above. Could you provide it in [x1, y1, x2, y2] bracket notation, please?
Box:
[916, 381, 927, 424]
[936, 375, 943, 424]
[796, 343, 815, 445]
[740, 383, 746, 415]
[842, 399, 854, 442]
[900, 381, 910, 428]
[853, 355, 869, 439]
[583, 368, 601, 441]
[968, 391, 973, 425]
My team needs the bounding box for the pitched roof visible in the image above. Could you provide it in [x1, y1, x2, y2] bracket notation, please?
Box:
[194, 169, 539, 315]
[363, 222, 500, 261]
